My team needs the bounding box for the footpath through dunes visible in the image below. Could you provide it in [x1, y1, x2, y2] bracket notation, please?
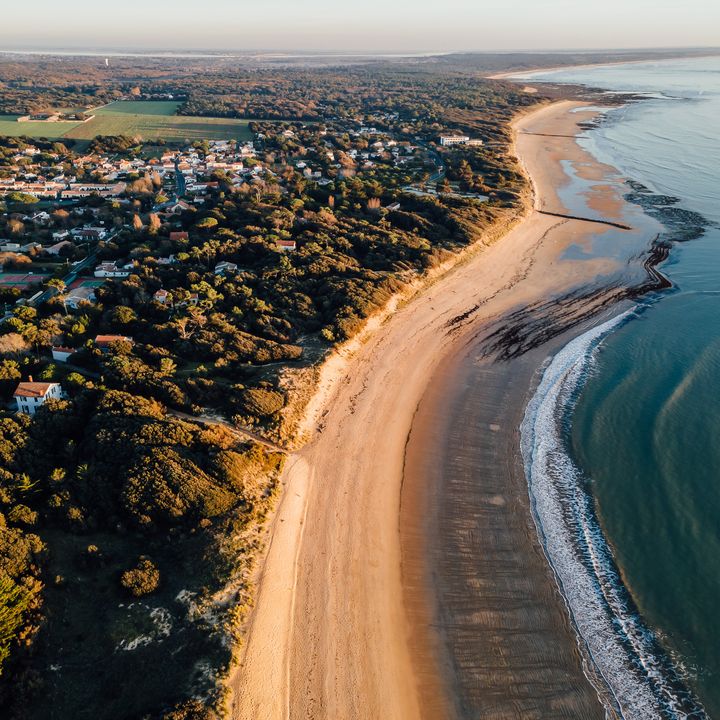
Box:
[229, 100, 660, 719]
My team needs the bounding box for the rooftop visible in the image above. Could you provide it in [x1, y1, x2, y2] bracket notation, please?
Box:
[14, 382, 59, 398]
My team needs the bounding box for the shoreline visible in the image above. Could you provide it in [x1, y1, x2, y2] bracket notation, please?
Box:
[227, 98, 660, 718]
[399, 102, 664, 718]
[485, 51, 720, 80]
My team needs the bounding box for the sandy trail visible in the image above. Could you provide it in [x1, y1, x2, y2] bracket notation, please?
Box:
[229, 100, 655, 719]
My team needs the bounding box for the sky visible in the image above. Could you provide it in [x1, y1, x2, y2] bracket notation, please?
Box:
[1, 0, 718, 53]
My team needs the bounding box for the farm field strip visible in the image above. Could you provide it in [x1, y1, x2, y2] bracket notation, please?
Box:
[0, 101, 254, 142]
[0, 115, 83, 138]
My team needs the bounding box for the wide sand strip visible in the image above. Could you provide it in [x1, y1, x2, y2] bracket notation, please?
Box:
[229, 100, 657, 719]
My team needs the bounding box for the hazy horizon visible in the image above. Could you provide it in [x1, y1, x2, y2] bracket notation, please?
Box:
[2, 0, 719, 54]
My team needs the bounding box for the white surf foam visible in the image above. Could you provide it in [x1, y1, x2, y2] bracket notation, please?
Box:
[521, 311, 708, 720]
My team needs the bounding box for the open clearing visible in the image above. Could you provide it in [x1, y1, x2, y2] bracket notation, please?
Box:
[0, 101, 254, 143]
[63, 100, 255, 142]
[0, 115, 82, 138]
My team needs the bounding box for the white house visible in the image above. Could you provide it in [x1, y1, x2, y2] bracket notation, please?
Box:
[167, 200, 193, 214]
[61, 182, 126, 199]
[46, 240, 73, 256]
[94, 334, 133, 353]
[94, 261, 130, 278]
[64, 286, 97, 308]
[14, 381, 63, 415]
[214, 261, 238, 275]
[29, 211, 51, 224]
[51, 346, 75, 363]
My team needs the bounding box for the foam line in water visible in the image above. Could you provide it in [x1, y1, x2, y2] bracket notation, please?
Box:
[521, 311, 708, 719]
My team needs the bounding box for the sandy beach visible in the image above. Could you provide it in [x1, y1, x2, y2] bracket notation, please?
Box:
[228, 99, 659, 719]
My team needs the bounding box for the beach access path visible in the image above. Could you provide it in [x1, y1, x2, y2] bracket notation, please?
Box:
[229, 100, 655, 719]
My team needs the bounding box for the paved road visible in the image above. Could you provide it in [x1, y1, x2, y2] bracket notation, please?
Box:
[175, 159, 186, 197]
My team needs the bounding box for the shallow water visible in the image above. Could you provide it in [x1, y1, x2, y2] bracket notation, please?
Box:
[522, 56, 720, 716]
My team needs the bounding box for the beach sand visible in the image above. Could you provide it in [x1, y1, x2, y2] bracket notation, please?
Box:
[229, 100, 658, 719]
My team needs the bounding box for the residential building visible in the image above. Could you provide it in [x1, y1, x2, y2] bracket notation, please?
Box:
[14, 381, 63, 415]
[73, 226, 108, 240]
[167, 200, 193, 214]
[439, 135, 482, 147]
[61, 182, 126, 199]
[94, 261, 131, 278]
[439, 135, 470, 146]
[214, 261, 238, 275]
[46, 240, 73, 256]
[64, 286, 97, 308]
[51, 346, 75, 363]
[95, 335, 133, 352]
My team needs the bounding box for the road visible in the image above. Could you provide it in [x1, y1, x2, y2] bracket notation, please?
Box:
[174, 159, 186, 198]
[400, 141, 445, 196]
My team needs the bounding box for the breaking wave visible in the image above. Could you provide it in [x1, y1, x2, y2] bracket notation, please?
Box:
[520, 311, 708, 719]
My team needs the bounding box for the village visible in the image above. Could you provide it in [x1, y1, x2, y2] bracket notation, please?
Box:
[0, 112, 500, 417]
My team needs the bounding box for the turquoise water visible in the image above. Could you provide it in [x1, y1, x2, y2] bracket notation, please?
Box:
[524, 57, 720, 716]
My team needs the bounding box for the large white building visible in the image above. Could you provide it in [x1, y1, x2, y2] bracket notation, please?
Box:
[94, 261, 131, 278]
[439, 135, 483, 147]
[440, 135, 470, 147]
[14, 381, 63, 415]
[61, 182, 126, 199]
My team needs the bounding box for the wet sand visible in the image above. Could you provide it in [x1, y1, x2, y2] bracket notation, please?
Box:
[402, 330, 616, 719]
[400, 105, 662, 719]
[229, 100, 659, 719]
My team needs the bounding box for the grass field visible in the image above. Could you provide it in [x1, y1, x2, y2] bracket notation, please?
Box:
[94, 100, 182, 116]
[0, 115, 82, 138]
[63, 100, 254, 142]
[0, 101, 254, 143]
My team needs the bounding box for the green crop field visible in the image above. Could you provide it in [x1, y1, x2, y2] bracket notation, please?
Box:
[0, 115, 83, 138]
[93, 100, 182, 116]
[0, 101, 254, 143]
[62, 100, 254, 142]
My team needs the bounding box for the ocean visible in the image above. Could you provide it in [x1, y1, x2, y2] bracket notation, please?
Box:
[518, 57, 720, 718]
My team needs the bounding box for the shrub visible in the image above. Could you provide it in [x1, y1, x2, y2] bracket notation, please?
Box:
[120, 557, 160, 597]
[6, 505, 38, 528]
[237, 388, 284, 418]
[160, 699, 216, 720]
[0, 574, 33, 674]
